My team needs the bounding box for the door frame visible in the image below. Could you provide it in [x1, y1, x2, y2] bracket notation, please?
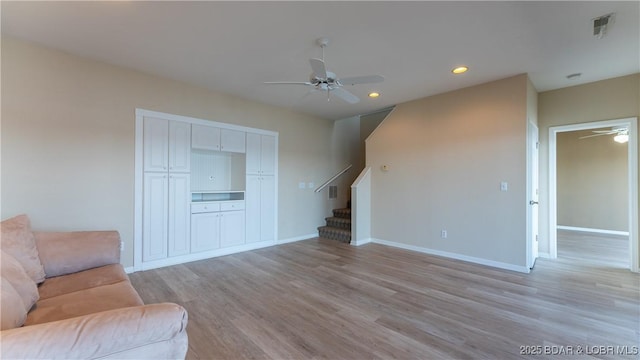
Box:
[548, 117, 638, 272]
[526, 120, 539, 269]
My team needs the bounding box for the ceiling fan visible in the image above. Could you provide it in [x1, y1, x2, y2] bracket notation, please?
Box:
[264, 37, 384, 104]
[579, 127, 629, 143]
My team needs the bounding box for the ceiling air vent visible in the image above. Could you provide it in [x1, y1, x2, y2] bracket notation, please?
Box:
[593, 13, 614, 39]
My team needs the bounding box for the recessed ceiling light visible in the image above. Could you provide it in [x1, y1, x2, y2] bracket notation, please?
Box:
[368, 92, 380, 98]
[452, 66, 468, 74]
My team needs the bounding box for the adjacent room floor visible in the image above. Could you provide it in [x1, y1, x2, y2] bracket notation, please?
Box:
[557, 229, 629, 269]
[130, 235, 639, 359]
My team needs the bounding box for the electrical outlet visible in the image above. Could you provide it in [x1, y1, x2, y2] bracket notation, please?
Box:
[298, 182, 306, 189]
[441, 230, 448, 239]
[120, 241, 124, 252]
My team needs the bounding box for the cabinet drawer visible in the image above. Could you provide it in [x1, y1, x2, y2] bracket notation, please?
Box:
[220, 201, 245, 211]
[191, 203, 221, 213]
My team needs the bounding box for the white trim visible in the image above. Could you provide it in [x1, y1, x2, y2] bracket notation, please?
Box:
[135, 108, 278, 136]
[133, 113, 144, 272]
[538, 252, 551, 259]
[138, 240, 277, 271]
[526, 120, 539, 269]
[276, 234, 316, 245]
[557, 225, 630, 236]
[548, 117, 638, 272]
[124, 266, 135, 274]
[351, 238, 372, 246]
[371, 238, 530, 274]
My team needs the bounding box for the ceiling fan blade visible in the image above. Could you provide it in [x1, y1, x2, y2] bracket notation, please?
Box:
[331, 88, 360, 104]
[579, 133, 611, 139]
[264, 81, 313, 86]
[309, 58, 327, 79]
[338, 75, 384, 86]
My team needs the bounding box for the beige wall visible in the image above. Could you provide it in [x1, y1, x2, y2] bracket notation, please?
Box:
[359, 109, 392, 173]
[330, 116, 361, 208]
[538, 74, 639, 255]
[557, 129, 628, 231]
[1, 37, 341, 267]
[367, 74, 529, 269]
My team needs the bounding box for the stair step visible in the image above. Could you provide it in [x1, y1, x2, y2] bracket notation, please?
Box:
[332, 208, 351, 219]
[325, 217, 351, 230]
[318, 226, 351, 244]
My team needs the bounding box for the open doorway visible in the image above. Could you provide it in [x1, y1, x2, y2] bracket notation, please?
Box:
[549, 117, 638, 272]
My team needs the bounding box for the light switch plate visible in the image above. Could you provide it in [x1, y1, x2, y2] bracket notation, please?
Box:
[298, 182, 306, 189]
[500, 181, 508, 192]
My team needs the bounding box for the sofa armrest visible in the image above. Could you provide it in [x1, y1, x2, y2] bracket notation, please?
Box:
[0, 303, 188, 359]
[34, 231, 121, 277]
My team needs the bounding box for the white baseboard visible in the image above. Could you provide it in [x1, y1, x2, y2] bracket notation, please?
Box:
[371, 238, 530, 274]
[276, 233, 317, 245]
[557, 225, 629, 236]
[137, 240, 277, 271]
[124, 266, 135, 274]
[538, 252, 552, 259]
[351, 238, 372, 246]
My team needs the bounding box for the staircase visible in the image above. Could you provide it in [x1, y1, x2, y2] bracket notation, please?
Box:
[318, 206, 351, 243]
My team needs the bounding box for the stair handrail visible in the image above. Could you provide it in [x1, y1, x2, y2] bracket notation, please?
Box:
[315, 164, 353, 193]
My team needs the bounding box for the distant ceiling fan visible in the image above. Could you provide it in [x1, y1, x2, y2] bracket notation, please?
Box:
[579, 127, 629, 143]
[264, 37, 384, 104]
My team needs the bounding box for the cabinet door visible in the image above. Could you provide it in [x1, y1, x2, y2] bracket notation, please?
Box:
[143, 173, 168, 261]
[168, 174, 190, 257]
[143, 117, 168, 172]
[220, 211, 245, 247]
[245, 133, 261, 175]
[245, 175, 261, 243]
[192, 124, 221, 151]
[221, 129, 246, 153]
[259, 175, 276, 242]
[260, 135, 276, 175]
[169, 121, 191, 172]
[191, 213, 220, 252]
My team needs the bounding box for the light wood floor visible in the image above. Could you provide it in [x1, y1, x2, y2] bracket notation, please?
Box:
[130, 237, 639, 359]
[557, 229, 629, 268]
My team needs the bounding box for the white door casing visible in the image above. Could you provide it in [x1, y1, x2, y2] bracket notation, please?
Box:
[528, 121, 539, 267]
[548, 117, 638, 272]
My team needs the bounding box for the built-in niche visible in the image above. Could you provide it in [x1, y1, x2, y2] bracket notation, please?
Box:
[191, 149, 246, 195]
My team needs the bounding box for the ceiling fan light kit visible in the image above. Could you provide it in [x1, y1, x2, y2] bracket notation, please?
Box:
[579, 127, 629, 143]
[264, 37, 384, 104]
[614, 134, 629, 143]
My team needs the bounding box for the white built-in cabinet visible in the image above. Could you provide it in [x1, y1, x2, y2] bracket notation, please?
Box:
[245, 133, 276, 243]
[136, 109, 277, 271]
[246, 133, 276, 175]
[192, 125, 246, 153]
[245, 175, 275, 243]
[142, 117, 191, 262]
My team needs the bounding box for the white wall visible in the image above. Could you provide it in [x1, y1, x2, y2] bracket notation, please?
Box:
[367, 74, 530, 270]
[1, 37, 339, 267]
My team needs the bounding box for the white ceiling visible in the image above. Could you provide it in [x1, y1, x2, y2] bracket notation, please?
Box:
[2, 1, 638, 120]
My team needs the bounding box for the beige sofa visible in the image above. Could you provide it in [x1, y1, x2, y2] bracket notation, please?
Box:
[0, 215, 188, 359]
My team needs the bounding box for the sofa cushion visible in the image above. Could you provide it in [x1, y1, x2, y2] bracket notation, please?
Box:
[34, 231, 121, 277]
[25, 281, 144, 325]
[1, 277, 27, 330]
[1, 250, 39, 311]
[38, 264, 129, 300]
[0, 214, 46, 283]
